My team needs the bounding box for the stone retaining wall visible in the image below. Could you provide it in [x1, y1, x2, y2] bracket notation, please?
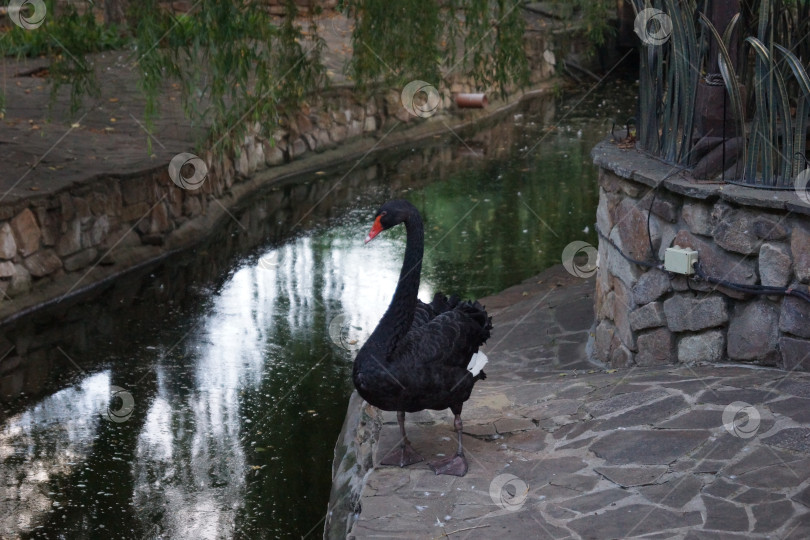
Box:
[591, 140, 810, 371]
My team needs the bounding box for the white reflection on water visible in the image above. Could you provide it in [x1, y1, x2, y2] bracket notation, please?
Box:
[0, 219, 436, 538]
[0, 371, 110, 536]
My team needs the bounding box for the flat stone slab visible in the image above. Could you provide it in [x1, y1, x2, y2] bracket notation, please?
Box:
[595, 466, 668, 487]
[590, 429, 711, 465]
[344, 266, 810, 539]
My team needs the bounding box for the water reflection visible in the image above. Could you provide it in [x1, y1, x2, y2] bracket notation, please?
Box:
[0, 80, 637, 538]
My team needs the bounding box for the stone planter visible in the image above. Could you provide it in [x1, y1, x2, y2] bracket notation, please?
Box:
[591, 139, 810, 370]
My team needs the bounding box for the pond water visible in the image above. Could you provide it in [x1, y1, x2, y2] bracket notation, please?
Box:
[0, 79, 636, 539]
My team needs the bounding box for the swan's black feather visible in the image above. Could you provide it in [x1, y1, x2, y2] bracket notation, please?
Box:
[353, 200, 492, 415]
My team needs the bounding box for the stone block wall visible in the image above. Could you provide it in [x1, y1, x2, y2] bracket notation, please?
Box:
[592, 141, 810, 371]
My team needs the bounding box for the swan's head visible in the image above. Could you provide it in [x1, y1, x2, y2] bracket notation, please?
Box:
[365, 199, 415, 243]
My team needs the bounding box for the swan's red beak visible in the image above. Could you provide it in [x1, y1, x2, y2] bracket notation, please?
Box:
[365, 215, 384, 244]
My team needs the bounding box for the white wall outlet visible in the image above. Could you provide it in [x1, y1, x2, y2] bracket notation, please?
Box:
[664, 246, 699, 275]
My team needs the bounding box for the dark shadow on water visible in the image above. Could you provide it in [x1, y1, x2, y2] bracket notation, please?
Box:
[0, 79, 637, 539]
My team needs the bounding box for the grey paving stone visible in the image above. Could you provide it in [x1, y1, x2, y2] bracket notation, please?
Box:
[639, 475, 704, 508]
[762, 427, 810, 454]
[594, 466, 668, 487]
[768, 397, 810, 423]
[702, 495, 749, 531]
[586, 388, 670, 417]
[752, 499, 795, 532]
[657, 409, 724, 430]
[733, 487, 786, 504]
[548, 474, 600, 493]
[702, 478, 743, 498]
[557, 488, 631, 513]
[567, 503, 702, 538]
[696, 388, 780, 406]
[595, 395, 689, 431]
[771, 379, 810, 398]
[590, 429, 711, 465]
[558, 436, 595, 450]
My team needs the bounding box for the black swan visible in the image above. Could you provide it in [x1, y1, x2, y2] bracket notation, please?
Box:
[353, 199, 492, 476]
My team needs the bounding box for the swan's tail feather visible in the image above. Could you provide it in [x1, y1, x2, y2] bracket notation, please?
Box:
[457, 300, 492, 345]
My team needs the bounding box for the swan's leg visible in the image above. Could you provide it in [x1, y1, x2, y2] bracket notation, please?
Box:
[429, 406, 469, 477]
[380, 411, 424, 467]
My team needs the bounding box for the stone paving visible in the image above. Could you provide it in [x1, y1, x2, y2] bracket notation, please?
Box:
[347, 265, 810, 539]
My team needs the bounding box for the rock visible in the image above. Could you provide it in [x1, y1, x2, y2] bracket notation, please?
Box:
[183, 196, 202, 217]
[663, 295, 728, 332]
[792, 221, 810, 282]
[59, 192, 75, 221]
[56, 219, 82, 257]
[23, 250, 62, 278]
[630, 301, 666, 331]
[8, 264, 31, 296]
[636, 327, 675, 366]
[330, 124, 347, 143]
[596, 190, 612, 234]
[673, 230, 757, 286]
[759, 242, 792, 288]
[712, 203, 761, 255]
[609, 343, 634, 367]
[678, 329, 725, 363]
[632, 270, 672, 305]
[653, 215, 679, 261]
[0, 261, 14, 278]
[682, 201, 713, 236]
[728, 301, 780, 361]
[63, 248, 98, 272]
[591, 429, 710, 465]
[612, 278, 636, 350]
[73, 197, 91, 223]
[616, 198, 659, 261]
[641, 189, 680, 223]
[263, 141, 285, 166]
[753, 215, 789, 240]
[702, 495, 749, 532]
[752, 500, 795, 532]
[247, 140, 265, 171]
[0, 223, 17, 259]
[364, 116, 377, 132]
[780, 296, 810, 339]
[599, 169, 642, 197]
[235, 148, 250, 177]
[607, 227, 643, 288]
[347, 120, 363, 138]
[780, 336, 810, 371]
[82, 216, 109, 247]
[121, 202, 151, 223]
[594, 319, 616, 364]
[149, 203, 172, 235]
[10, 208, 41, 257]
[290, 137, 307, 159]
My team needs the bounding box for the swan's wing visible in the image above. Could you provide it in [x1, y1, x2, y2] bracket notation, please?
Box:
[397, 302, 491, 371]
[412, 293, 461, 329]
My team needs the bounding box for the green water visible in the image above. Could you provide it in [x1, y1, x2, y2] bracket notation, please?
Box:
[0, 79, 636, 539]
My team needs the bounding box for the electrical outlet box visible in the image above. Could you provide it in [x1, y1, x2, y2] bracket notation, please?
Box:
[665, 246, 699, 275]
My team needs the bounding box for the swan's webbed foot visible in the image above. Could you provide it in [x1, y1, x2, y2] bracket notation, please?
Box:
[429, 453, 468, 476]
[380, 440, 424, 467]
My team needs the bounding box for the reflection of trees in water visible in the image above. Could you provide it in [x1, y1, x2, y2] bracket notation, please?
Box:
[0, 89, 625, 536]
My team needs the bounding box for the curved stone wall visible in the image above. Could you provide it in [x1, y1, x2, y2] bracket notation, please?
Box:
[591, 140, 810, 370]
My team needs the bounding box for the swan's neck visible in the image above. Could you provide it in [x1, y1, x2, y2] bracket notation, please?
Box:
[371, 212, 423, 354]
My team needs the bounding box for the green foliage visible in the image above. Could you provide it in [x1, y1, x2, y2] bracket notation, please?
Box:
[1, 0, 529, 152]
[342, 0, 529, 98]
[131, 0, 325, 154]
[0, 0, 127, 115]
[558, 0, 617, 51]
